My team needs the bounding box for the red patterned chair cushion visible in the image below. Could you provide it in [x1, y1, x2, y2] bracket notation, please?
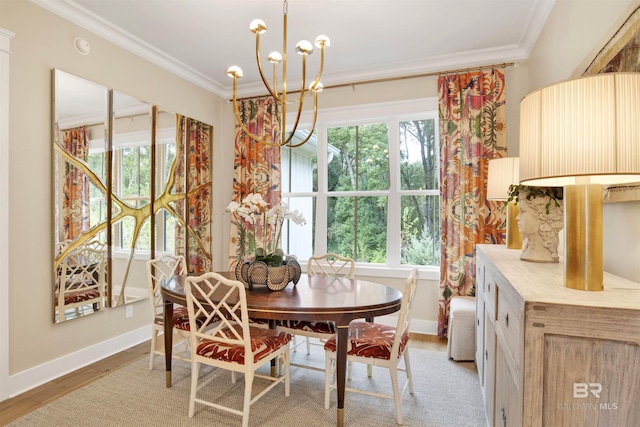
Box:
[224, 313, 269, 327]
[60, 289, 101, 304]
[324, 322, 409, 360]
[153, 306, 207, 331]
[278, 320, 336, 335]
[196, 325, 292, 364]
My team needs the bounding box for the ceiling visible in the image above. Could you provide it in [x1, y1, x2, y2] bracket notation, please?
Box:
[38, 0, 556, 98]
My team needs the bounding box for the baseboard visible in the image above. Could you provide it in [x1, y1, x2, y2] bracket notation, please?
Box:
[6, 326, 149, 399]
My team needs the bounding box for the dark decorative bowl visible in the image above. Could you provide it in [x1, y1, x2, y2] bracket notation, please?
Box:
[235, 256, 301, 291]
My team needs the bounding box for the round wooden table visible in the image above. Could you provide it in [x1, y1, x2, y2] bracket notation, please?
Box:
[161, 272, 403, 427]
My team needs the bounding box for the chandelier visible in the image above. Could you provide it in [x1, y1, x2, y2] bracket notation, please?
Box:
[226, 0, 330, 148]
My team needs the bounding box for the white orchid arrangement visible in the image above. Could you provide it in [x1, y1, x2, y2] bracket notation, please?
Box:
[226, 193, 306, 266]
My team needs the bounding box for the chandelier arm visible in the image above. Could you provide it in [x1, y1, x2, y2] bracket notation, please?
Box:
[283, 55, 308, 145]
[309, 45, 326, 90]
[280, 5, 287, 147]
[231, 76, 280, 146]
[272, 62, 279, 98]
[284, 90, 319, 148]
[255, 33, 280, 102]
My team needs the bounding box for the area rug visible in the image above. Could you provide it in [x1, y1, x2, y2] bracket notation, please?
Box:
[7, 346, 486, 426]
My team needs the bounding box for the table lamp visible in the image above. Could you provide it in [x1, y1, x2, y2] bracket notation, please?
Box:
[487, 157, 522, 249]
[519, 73, 640, 291]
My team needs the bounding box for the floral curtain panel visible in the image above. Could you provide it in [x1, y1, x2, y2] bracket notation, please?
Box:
[437, 68, 507, 337]
[62, 126, 90, 240]
[174, 115, 213, 274]
[228, 97, 281, 268]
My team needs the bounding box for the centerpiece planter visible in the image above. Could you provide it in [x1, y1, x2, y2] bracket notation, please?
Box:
[226, 192, 307, 291]
[235, 256, 301, 291]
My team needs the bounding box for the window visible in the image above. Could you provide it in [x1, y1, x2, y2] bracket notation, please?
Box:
[281, 99, 440, 273]
[88, 132, 177, 255]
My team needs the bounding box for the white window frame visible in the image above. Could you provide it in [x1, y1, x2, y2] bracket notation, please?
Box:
[285, 98, 440, 280]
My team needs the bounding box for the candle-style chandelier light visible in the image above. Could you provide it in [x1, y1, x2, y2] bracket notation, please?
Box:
[226, 0, 330, 148]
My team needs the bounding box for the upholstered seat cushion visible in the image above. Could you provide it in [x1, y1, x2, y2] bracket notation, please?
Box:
[59, 289, 101, 304]
[324, 322, 408, 360]
[278, 320, 335, 335]
[196, 325, 292, 364]
[248, 317, 270, 326]
[153, 306, 206, 331]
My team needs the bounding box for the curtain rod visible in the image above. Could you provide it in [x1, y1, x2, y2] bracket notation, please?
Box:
[231, 61, 516, 102]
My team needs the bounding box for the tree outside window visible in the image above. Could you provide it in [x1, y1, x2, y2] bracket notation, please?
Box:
[282, 104, 440, 268]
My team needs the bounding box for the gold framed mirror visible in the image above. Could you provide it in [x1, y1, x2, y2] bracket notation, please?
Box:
[52, 69, 109, 322]
[53, 70, 214, 323]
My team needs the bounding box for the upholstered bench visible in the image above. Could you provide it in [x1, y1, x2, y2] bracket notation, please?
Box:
[446, 296, 476, 361]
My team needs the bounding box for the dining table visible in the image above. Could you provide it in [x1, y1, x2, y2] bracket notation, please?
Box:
[161, 271, 403, 427]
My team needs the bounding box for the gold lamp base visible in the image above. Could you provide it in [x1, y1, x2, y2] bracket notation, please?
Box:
[563, 184, 603, 291]
[506, 201, 522, 249]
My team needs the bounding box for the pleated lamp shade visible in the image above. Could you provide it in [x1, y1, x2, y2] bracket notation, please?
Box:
[487, 157, 522, 249]
[518, 72, 640, 291]
[487, 157, 519, 200]
[520, 73, 640, 187]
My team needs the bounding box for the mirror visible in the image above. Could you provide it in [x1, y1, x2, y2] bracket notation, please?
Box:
[53, 70, 214, 323]
[109, 90, 153, 306]
[53, 69, 109, 322]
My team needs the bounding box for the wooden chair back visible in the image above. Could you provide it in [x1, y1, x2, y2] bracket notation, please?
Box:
[184, 272, 253, 364]
[146, 255, 188, 319]
[307, 253, 355, 279]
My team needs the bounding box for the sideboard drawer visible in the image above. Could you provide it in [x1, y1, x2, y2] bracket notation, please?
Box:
[496, 279, 523, 372]
[484, 272, 498, 321]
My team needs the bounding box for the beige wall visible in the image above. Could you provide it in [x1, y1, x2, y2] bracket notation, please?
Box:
[1, 0, 232, 380]
[524, 0, 640, 281]
[2, 0, 638, 400]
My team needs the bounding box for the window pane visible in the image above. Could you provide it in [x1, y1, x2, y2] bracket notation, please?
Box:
[163, 142, 176, 186]
[88, 152, 107, 227]
[327, 124, 389, 192]
[328, 196, 387, 263]
[400, 119, 438, 190]
[118, 215, 150, 250]
[121, 146, 151, 201]
[163, 209, 176, 252]
[281, 130, 317, 193]
[400, 195, 440, 266]
[280, 196, 314, 261]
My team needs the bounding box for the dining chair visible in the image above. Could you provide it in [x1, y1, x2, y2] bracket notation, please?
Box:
[55, 246, 107, 322]
[184, 272, 292, 427]
[276, 253, 354, 367]
[323, 268, 419, 425]
[146, 255, 195, 370]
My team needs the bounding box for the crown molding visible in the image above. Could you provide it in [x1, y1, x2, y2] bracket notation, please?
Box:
[228, 44, 529, 99]
[32, 0, 554, 100]
[31, 0, 227, 97]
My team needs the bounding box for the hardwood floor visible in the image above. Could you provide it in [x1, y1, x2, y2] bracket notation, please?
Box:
[0, 342, 150, 425]
[0, 335, 447, 424]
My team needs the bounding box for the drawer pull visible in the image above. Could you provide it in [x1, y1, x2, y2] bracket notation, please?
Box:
[501, 406, 507, 427]
[477, 318, 480, 326]
[504, 313, 509, 327]
[488, 283, 491, 292]
[485, 349, 488, 360]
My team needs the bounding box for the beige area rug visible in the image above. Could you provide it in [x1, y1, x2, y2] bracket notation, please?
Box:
[7, 346, 486, 427]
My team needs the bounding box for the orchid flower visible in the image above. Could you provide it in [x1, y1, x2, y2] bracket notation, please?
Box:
[225, 193, 307, 266]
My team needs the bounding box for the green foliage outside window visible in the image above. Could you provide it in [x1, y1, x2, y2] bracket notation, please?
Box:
[326, 120, 440, 266]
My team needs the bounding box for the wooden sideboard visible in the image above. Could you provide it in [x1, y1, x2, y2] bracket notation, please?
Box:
[475, 244, 640, 427]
